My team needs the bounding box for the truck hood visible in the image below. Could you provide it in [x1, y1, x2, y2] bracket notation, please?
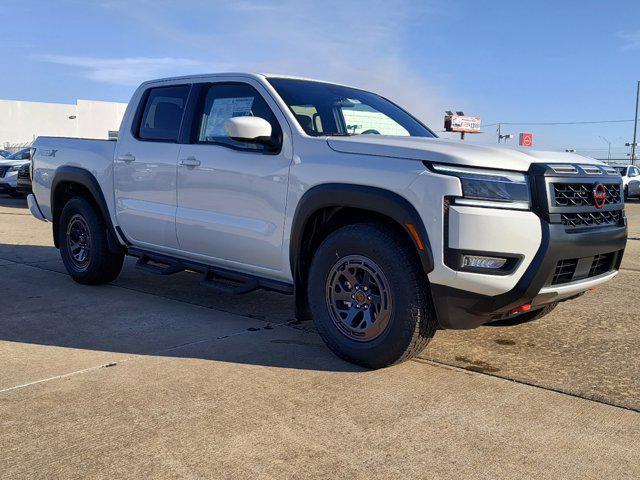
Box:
[326, 136, 602, 172]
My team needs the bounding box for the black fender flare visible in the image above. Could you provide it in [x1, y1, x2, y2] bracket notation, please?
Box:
[289, 183, 434, 279]
[50, 166, 123, 251]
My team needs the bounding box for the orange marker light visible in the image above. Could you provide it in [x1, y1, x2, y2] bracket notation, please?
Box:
[405, 223, 424, 250]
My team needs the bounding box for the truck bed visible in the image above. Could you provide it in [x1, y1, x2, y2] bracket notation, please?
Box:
[31, 136, 117, 221]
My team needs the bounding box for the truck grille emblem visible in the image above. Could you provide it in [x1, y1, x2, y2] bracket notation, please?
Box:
[592, 183, 607, 209]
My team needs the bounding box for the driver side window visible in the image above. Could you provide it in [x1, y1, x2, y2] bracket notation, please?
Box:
[196, 83, 282, 153]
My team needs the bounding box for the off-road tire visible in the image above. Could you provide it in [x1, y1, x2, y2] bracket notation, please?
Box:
[58, 196, 124, 285]
[307, 223, 437, 369]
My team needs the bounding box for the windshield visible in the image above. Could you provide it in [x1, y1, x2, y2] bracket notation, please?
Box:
[268, 78, 436, 138]
[0, 150, 10, 158]
[6, 148, 31, 160]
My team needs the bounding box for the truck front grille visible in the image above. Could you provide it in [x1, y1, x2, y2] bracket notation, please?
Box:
[552, 183, 621, 207]
[552, 258, 578, 285]
[560, 210, 623, 228]
[589, 253, 615, 277]
[549, 251, 618, 286]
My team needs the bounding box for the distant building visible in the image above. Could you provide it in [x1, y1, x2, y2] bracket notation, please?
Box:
[600, 158, 631, 166]
[0, 98, 127, 149]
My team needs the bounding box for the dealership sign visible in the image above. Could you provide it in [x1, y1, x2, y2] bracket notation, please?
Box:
[519, 132, 533, 147]
[444, 114, 481, 133]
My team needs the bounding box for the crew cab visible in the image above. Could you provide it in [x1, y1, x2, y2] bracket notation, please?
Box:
[27, 73, 627, 368]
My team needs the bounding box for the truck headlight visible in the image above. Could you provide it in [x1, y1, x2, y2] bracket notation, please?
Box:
[432, 164, 530, 210]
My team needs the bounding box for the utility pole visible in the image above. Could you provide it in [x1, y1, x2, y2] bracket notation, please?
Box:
[632, 81, 639, 165]
[599, 136, 611, 161]
[497, 123, 501, 143]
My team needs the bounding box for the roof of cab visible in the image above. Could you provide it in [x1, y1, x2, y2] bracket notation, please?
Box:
[139, 72, 356, 90]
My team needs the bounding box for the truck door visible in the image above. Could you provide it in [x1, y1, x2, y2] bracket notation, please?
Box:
[114, 84, 190, 250]
[175, 80, 292, 275]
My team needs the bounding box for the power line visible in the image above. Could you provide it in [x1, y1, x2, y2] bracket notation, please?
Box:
[483, 119, 635, 127]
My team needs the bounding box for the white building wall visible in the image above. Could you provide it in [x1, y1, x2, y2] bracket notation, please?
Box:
[76, 100, 128, 139]
[0, 98, 127, 148]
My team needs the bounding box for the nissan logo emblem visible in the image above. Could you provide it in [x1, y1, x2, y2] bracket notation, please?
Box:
[593, 183, 607, 209]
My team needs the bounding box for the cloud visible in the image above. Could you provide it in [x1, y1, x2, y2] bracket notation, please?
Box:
[619, 31, 640, 50]
[94, 0, 452, 126]
[34, 55, 208, 86]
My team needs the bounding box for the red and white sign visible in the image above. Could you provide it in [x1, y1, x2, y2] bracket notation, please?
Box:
[519, 133, 533, 147]
[445, 115, 481, 133]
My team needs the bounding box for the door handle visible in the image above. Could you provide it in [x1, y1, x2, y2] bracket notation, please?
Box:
[180, 156, 201, 167]
[116, 153, 136, 163]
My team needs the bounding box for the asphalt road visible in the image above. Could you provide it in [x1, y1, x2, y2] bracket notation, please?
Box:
[0, 196, 638, 479]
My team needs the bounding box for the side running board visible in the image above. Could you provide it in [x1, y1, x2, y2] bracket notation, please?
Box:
[126, 247, 286, 295]
[200, 269, 259, 295]
[135, 253, 184, 275]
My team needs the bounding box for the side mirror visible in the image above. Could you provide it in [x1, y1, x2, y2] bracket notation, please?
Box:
[225, 116, 272, 144]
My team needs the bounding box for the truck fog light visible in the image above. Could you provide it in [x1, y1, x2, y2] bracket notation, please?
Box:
[462, 255, 507, 269]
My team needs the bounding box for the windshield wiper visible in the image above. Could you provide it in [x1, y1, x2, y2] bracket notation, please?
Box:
[321, 133, 354, 137]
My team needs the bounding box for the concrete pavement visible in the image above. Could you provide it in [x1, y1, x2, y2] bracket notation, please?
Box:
[0, 196, 639, 479]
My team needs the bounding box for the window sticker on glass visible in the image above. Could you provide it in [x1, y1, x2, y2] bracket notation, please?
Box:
[205, 97, 255, 138]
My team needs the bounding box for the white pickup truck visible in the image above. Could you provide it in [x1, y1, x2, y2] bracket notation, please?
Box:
[27, 73, 627, 368]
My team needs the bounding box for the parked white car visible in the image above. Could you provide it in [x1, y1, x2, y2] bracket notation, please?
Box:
[614, 165, 640, 199]
[0, 148, 31, 197]
[26, 73, 627, 368]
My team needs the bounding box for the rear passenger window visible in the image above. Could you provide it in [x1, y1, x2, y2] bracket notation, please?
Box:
[138, 85, 190, 142]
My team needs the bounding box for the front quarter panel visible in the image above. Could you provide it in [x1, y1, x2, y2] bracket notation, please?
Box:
[283, 137, 427, 280]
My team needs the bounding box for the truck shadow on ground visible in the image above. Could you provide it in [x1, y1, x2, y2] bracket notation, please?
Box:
[0, 195, 28, 209]
[0, 243, 365, 373]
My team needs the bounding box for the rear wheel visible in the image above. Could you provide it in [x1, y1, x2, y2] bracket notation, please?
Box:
[58, 196, 124, 285]
[307, 223, 437, 369]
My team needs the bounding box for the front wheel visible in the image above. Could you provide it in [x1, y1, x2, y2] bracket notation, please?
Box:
[307, 224, 437, 369]
[58, 196, 124, 285]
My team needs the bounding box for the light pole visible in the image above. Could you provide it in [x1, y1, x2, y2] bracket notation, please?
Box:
[631, 80, 639, 165]
[599, 136, 611, 161]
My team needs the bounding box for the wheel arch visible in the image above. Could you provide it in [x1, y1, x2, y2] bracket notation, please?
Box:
[50, 166, 123, 252]
[289, 184, 434, 303]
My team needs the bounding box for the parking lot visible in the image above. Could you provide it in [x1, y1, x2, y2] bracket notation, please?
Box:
[1, 196, 638, 479]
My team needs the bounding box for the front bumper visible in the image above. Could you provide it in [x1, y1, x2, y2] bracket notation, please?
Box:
[0, 171, 19, 193]
[0, 182, 17, 193]
[432, 221, 627, 329]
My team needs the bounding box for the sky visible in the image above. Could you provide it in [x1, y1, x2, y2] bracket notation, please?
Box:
[1, 0, 639, 158]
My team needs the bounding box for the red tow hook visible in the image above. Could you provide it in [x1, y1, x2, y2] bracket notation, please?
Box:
[509, 304, 532, 315]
